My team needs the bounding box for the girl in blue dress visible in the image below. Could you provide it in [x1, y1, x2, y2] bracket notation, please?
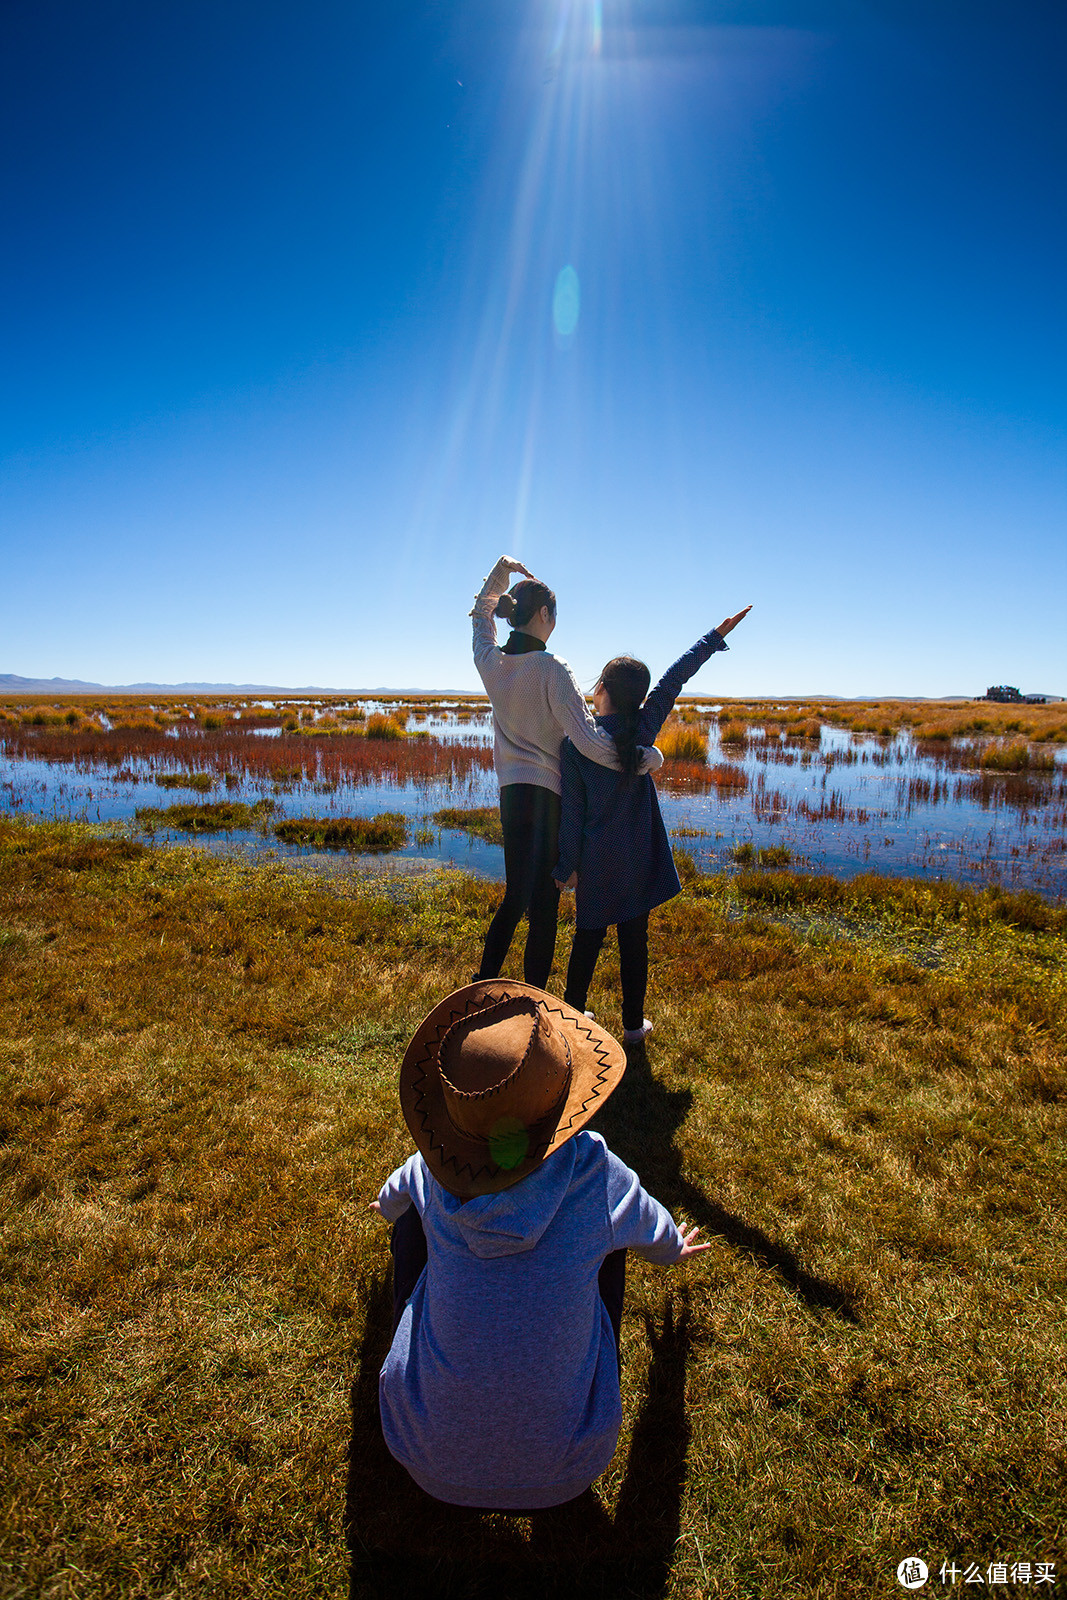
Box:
[553, 606, 750, 1041]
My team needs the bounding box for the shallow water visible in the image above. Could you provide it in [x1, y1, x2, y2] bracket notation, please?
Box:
[2, 710, 1065, 898]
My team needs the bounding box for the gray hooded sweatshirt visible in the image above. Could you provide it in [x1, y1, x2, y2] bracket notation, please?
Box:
[376, 1130, 685, 1509]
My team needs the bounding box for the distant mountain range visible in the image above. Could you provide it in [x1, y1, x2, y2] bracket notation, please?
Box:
[0, 674, 465, 695]
[1, 673, 1059, 701]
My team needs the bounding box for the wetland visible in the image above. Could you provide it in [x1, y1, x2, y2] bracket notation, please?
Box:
[2, 691, 1065, 899]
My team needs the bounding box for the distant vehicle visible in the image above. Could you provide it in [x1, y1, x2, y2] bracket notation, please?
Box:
[983, 685, 1049, 704]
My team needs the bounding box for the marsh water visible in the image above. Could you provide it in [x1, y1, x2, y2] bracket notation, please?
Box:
[2, 702, 1065, 899]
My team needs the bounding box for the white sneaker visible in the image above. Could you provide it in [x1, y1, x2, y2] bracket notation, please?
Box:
[622, 1019, 653, 1043]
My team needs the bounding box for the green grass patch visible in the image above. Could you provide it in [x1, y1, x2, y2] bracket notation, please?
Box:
[135, 799, 275, 832]
[432, 806, 504, 846]
[757, 845, 793, 867]
[273, 813, 408, 852]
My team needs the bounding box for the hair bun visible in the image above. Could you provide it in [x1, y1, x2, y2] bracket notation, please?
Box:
[494, 592, 517, 621]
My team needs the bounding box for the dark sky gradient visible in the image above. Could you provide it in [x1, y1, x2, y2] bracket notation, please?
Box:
[3, 1, 1064, 693]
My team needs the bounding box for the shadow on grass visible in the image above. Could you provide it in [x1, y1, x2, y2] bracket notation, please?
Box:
[588, 1042, 860, 1324]
[345, 1271, 693, 1600]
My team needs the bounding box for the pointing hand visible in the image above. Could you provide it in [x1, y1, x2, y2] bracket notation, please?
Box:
[716, 606, 752, 638]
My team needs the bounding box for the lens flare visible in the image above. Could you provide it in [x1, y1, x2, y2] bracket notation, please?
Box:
[553, 264, 580, 343]
[488, 1117, 530, 1170]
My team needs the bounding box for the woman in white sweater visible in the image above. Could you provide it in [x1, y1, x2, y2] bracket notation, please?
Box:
[471, 556, 660, 988]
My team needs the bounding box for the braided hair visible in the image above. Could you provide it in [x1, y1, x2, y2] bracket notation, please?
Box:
[600, 656, 651, 777]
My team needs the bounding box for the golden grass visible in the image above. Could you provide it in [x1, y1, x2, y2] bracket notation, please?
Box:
[657, 721, 708, 763]
[362, 714, 406, 742]
[0, 820, 1065, 1597]
[5, 690, 1064, 755]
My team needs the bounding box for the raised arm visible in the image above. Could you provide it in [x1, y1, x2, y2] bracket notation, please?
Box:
[604, 1150, 712, 1263]
[470, 555, 536, 669]
[641, 606, 751, 740]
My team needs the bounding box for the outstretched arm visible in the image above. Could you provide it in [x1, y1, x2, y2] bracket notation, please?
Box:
[641, 606, 751, 740]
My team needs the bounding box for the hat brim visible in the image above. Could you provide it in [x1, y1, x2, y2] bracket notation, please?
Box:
[399, 981, 627, 1198]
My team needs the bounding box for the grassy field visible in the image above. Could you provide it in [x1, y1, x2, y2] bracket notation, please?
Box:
[0, 818, 1064, 1598]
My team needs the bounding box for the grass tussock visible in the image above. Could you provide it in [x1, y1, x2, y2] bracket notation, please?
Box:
[156, 770, 213, 792]
[708, 763, 747, 790]
[657, 720, 708, 762]
[730, 843, 793, 866]
[135, 800, 276, 833]
[272, 813, 408, 852]
[0, 817, 1064, 1596]
[431, 807, 504, 846]
[362, 714, 406, 742]
[967, 740, 1057, 773]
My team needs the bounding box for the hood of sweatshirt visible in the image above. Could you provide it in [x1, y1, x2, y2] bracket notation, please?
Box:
[435, 1139, 580, 1259]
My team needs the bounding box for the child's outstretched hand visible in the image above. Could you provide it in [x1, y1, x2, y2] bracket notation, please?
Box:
[717, 605, 752, 637]
[676, 1225, 712, 1261]
[368, 1200, 383, 1216]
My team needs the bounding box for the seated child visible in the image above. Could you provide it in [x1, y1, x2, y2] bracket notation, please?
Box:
[370, 980, 709, 1510]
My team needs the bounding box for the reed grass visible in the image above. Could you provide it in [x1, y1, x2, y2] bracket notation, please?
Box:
[708, 763, 748, 790]
[0, 713, 492, 792]
[0, 819, 1063, 1597]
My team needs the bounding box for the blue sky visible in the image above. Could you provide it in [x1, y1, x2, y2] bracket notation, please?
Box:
[2, 0, 1064, 696]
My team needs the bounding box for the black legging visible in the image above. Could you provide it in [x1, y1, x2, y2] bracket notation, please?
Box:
[564, 913, 649, 1033]
[477, 784, 561, 989]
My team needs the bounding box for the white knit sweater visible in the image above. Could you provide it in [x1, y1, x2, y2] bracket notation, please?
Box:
[471, 560, 662, 796]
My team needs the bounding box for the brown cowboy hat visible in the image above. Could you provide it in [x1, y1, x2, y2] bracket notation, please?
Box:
[399, 980, 627, 1199]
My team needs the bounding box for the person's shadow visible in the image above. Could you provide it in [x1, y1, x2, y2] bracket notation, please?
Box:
[588, 1041, 860, 1322]
[345, 1270, 694, 1599]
